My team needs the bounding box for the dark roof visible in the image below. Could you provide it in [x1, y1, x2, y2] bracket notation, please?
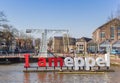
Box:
[77, 37, 92, 42]
[93, 18, 120, 34]
[54, 36, 63, 40]
[87, 39, 97, 44]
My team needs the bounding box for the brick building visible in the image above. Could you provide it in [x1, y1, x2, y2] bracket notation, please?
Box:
[51, 36, 76, 53]
[92, 18, 120, 51]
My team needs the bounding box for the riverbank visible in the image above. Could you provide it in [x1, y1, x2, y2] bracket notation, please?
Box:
[0, 63, 119, 83]
[110, 55, 120, 66]
[23, 69, 115, 73]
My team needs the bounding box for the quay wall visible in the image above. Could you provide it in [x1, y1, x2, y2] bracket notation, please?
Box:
[0, 56, 38, 64]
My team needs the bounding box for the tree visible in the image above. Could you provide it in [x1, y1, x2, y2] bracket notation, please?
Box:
[116, 5, 120, 20]
[0, 11, 8, 24]
[108, 5, 120, 21]
[108, 12, 114, 21]
[0, 11, 20, 52]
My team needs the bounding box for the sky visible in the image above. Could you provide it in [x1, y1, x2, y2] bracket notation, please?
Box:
[0, 0, 120, 38]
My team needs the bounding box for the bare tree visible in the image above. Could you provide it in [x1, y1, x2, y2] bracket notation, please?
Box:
[108, 12, 114, 21]
[0, 11, 8, 25]
[0, 11, 20, 52]
[116, 5, 120, 20]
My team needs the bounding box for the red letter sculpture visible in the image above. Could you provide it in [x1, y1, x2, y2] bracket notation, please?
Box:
[49, 58, 55, 67]
[24, 54, 30, 68]
[49, 57, 63, 67]
[38, 58, 46, 67]
[56, 57, 63, 67]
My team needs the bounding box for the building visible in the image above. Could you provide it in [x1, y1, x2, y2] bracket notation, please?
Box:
[76, 37, 92, 54]
[92, 18, 120, 51]
[51, 36, 76, 53]
[0, 31, 5, 50]
[68, 37, 76, 53]
[52, 37, 64, 53]
[87, 40, 98, 53]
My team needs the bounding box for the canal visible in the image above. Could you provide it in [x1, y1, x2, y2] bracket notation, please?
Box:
[0, 63, 119, 83]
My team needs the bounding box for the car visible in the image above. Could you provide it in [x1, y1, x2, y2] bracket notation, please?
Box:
[111, 49, 120, 55]
[0, 50, 8, 55]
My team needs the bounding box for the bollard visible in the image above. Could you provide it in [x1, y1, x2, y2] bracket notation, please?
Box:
[26, 68, 28, 71]
[54, 66, 55, 70]
[71, 67, 73, 70]
[60, 66, 62, 70]
[67, 67, 69, 70]
[37, 67, 38, 70]
[46, 66, 47, 70]
[98, 66, 100, 70]
[90, 67, 91, 70]
[83, 66, 84, 70]
[107, 67, 109, 70]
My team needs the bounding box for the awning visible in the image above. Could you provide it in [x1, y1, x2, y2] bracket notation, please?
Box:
[112, 41, 120, 47]
[99, 41, 109, 47]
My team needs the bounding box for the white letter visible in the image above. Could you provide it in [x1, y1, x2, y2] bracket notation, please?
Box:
[85, 57, 95, 70]
[96, 57, 105, 67]
[64, 57, 73, 67]
[105, 53, 110, 67]
[74, 57, 85, 70]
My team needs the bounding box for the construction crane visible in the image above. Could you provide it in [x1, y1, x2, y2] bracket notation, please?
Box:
[26, 29, 69, 57]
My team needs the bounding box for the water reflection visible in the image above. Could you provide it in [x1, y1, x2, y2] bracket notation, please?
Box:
[23, 72, 65, 83]
[23, 72, 111, 83]
[37, 73, 47, 83]
[24, 73, 30, 83]
[0, 64, 120, 83]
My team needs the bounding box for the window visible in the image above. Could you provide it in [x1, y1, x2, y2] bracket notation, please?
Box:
[100, 32, 105, 38]
[79, 45, 83, 49]
[110, 27, 114, 39]
[117, 26, 120, 36]
[117, 26, 120, 30]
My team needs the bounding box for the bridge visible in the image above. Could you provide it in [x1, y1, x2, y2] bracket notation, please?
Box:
[0, 53, 67, 64]
[0, 54, 42, 64]
[0, 53, 66, 58]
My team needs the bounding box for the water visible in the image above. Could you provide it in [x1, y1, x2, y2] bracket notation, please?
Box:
[0, 63, 120, 83]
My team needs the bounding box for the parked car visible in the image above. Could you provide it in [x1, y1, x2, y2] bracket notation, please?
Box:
[111, 49, 120, 55]
[0, 50, 8, 55]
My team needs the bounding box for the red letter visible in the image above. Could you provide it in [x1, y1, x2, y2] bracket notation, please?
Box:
[38, 58, 46, 67]
[49, 58, 55, 67]
[57, 58, 63, 67]
[24, 54, 30, 68]
[49, 57, 63, 67]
